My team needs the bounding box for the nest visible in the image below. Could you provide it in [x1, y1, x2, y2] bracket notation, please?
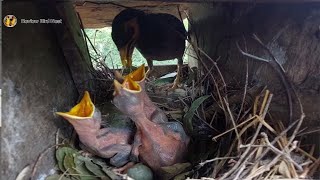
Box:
[22, 16, 319, 180]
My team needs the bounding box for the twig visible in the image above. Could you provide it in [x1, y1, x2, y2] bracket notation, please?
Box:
[233, 146, 259, 179]
[198, 157, 237, 167]
[237, 35, 306, 177]
[253, 34, 306, 128]
[212, 115, 257, 141]
[77, 12, 100, 63]
[236, 38, 293, 124]
[184, 21, 228, 119]
[81, 1, 130, 9]
[76, 12, 94, 66]
[307, 158, 320, 177]
[236, 36, 249, 123]
[261, 132, 303, 171]
[220, 120, 263, 179]
[240, 118, 299, 177]
[260, 91, 272, 119]
[296, 128, 320, 137]
[234, 164, 246, 180]
[59, 168, 70, 180]
[239, 144, 266, 148]
[224, 97, 242, 145]
[113, 172, 134, 180]
[225, 91, 272, 179]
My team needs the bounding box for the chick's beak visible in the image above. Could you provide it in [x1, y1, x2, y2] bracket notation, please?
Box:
[56, 91, 94, 119]
[127, 64, 146, 82]
[123, 76, 141, 91]
[113, 80, 123, 96]
[113, 76, 141, 97]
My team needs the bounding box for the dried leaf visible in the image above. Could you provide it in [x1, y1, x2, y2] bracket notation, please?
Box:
[278, 161, 291, 178]
[183, 95, 210, 133]
[161, 163, 191, 180]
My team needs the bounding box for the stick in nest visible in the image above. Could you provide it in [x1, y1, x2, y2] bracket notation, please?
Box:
[236, 35, 307, 178]
[236, 36, 293, 124]
[220, 91, 273, 179]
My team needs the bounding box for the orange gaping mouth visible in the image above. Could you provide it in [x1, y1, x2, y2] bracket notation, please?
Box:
[127, 64, 146, 82]
[113, 76, 142, 96]
[56, 91, 94, 119]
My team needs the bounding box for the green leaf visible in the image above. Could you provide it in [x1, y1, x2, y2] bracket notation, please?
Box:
[161, 163, 191, 180]
[64, 154, 76, 169]
[64, 154, 78, 175]
[153, 77, 174, 85]
[74, 155, 98, 180]
[173, 171, 193, 180]
[46, 174, 71, 180]
[56, 147, 78, 172]
[183, 95, 210, 133]
[91, 158, 117, 180]
[84, 159, 107, 178]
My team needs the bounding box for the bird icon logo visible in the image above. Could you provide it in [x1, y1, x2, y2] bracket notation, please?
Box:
[3, 15, 17, 28]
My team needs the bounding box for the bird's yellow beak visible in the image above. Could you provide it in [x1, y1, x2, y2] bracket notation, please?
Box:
[119, 19, 139, 68]
[56, 91, 94, 119]
[119, 41, 134, 68]
[123, 76, 141, 91]
[127, 64, 146, 82]
[113, 64, 145, 85]
[113, 76, 141, 96]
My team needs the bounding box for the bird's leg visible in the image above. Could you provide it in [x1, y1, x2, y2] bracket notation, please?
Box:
[130, 130, 141, 162]
[108, 144, 133, 167]
[169, 58, 183, 90]
[145, 59, 153, 77]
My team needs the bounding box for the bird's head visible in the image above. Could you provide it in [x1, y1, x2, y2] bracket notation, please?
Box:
[112, 9, 145, 68]
[56, 91, 101, 128]
[114, 64, 146, 88]
[56, 91, 95, 120]
[113, 76, 144, 117]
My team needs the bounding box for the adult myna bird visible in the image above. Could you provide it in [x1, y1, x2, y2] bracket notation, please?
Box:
[111, 9, 187, 89]
[56, 91, 134, 167]
[113, 76, 190, 176]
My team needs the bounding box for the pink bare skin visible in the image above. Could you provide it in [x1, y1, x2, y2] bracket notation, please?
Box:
[115, 64, 168, 124]
[56, 92, 134, 167]
[113, 79, 189, 175]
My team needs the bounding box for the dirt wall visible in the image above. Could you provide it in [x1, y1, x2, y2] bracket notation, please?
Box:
[189, 3, 320, 155]
[1, 2, 78, 179]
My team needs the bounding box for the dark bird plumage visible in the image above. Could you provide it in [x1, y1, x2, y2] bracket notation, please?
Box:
[111, 9, 187, 89]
